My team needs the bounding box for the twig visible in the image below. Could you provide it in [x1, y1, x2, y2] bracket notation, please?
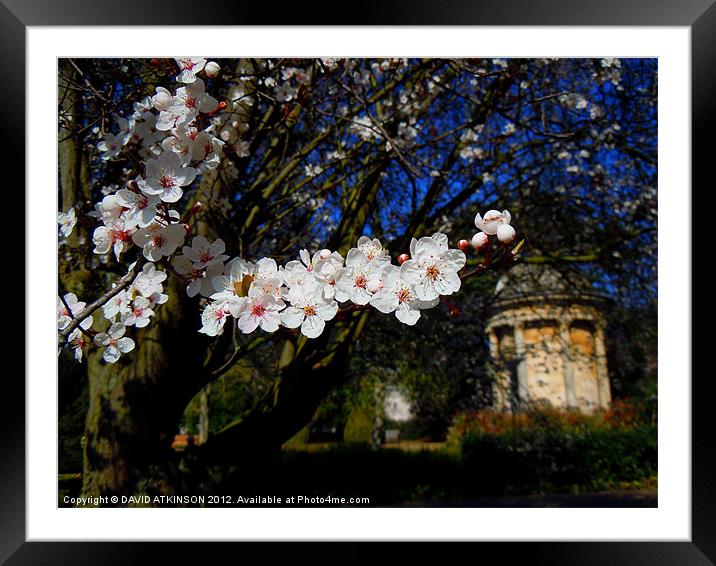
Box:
[58, 257, 146, 342]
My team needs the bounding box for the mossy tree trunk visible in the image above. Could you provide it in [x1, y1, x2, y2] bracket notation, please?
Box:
[81, 276, 211, 498]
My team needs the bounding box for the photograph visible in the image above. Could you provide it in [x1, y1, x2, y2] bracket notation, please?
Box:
[56, 56, 659, 510]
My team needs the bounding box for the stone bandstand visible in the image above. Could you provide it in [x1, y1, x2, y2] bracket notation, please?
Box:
[486, 264, 611, 414]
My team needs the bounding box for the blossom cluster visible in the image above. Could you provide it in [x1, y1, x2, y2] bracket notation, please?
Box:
[193, 233, 468, 339]
[58, 58, 227, 363]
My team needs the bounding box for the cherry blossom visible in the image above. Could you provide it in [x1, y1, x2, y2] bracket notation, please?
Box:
[210, 258, 256, 316]
[236, 287, 285, 334]
[139, 151, 197, 203]
[280, 283, 338, 339]
[131, 222, 186, 261]
[174, 254, 224, 298]
[182, 235, 228, 270]
[67, 328, 90, 362]
[175, 57, 207, 84]
[133, 262, 168, 298]
[357, 236, 388, 261]
[400, 234, 466, 301]
[58, 208, 77, 238]
[94, 322, 135, 364]
[199, 301, 231, 337]
[190, 131, 224, 169]
[474, 209, 512, 236]
[157, 79, 218, 131]
[274, 82, 297, 103]
[59, 59, 525, 365]
[92, 221, 133, 261]
[151, 86, 173, 112]
[121, 296, 154, 328]
[313, 251, 346, 301]
[103, 289, 131, 321]
[58, 293, 89, 331]
[115, 187, 161, 229]
[370, 265, 439, 325]
[335, 248, 389, 305]
[497, 223, 516, 243]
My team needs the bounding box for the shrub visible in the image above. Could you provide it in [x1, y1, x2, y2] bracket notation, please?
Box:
[460, 425, 657, 494]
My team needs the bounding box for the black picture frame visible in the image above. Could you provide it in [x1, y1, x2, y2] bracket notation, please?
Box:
[5, 1, 711, 562]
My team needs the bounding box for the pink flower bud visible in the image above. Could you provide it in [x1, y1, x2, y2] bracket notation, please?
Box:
[471, 232, 489, 250]
[398, 253, 410, 265]
[457, 239, 470, 253]
[204, 61, 221, 78]
[497, 224, 516, 244]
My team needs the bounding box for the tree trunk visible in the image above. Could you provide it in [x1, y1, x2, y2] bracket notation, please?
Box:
[81, 276, 210, 500]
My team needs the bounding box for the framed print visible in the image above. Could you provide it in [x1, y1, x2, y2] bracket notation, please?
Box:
[5, 0, 712, 562]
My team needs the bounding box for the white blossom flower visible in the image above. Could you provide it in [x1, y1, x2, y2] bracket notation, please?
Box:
[115, 188, 161, 229]
[210, 258, 256, 316]
[133, 262, 168, 298]
[88, 194, 124, 226]
[182, 235, 228, 269]
[321, 58, 340, 70]
[370, 265, 439, 325]
[199, 301, 230, 336]
[304, 164, 323, 178]
[58, 208, 77, 238]
[335, 248, 389, 305]
[283, 249, 320, 289]
[174, 254, 224, 298]
[103, 289, 131, 321]
[280, 283, 338, 339]
[400, 234, 465, 301]
[190, 131, 224, 169]
[236, 286, 285, 334]
[121, 296, 154, 328]
[67, 328, 90, 362]
[139, 151, 197, 203]
[131, 222, 185, 261]
[356, 236, 388, 261]
[94, 322, 135, 364]
[97, 123, 133, 160]
[274, 82, 297, 102]
[151, 86, 173, 111]
[173, 78, 218, 116]
[313, 251, 346, 301]
[474, 209, 511, 236]
[92, 222, 133, 261]
[146, 291, 169, 307]
[175, 57, 207, 84]
[57, 293, 89, 330]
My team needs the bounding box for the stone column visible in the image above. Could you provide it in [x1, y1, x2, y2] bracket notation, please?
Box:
[513, 323, 529, 407]
[559, 320, 577, 409]
[487, 329, 505, 410]
[594, 322, 612, 408]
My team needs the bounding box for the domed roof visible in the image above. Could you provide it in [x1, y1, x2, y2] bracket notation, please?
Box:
[492, 262, 607, 308]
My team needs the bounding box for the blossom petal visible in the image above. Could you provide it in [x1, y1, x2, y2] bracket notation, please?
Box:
[301, 315, 325, 338]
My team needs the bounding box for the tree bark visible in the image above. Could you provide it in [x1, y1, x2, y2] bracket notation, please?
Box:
[81, 276, 210, 499]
